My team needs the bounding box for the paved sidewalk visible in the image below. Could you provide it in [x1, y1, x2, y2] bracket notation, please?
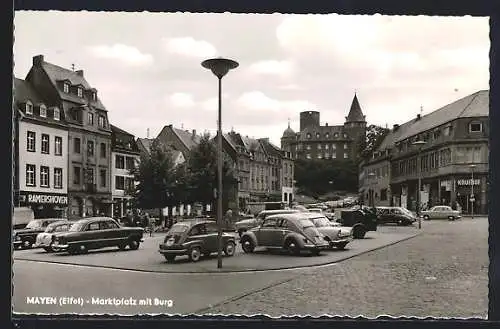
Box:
[203, 217, 488, 318]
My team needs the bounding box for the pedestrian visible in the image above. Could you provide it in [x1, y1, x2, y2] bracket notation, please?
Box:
[145, 213, 153, 237]
[224, 209, 233, 231]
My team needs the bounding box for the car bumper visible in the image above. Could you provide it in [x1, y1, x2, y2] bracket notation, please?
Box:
[13, 241, 22, 247]
[158, 244, 188, 255]
[51, 244, 69, 251]
[329, 236, 353, 246]
[303, 243, 329, 250]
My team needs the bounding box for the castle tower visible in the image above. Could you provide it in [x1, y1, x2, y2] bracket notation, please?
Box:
[344, 93, 367, 158]
[281, 119, 296, 157]
[299, 110, 320, 131]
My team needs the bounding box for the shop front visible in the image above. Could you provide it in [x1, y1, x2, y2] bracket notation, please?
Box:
[68, 193, 113, 219]
[454, 176, 486, 215]
[18, 191, 68, 219]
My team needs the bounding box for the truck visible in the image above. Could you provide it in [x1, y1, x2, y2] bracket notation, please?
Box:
[338, 206, 378, 239]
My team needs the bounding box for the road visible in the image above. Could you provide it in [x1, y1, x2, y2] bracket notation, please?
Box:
[12, 218, 486, 317]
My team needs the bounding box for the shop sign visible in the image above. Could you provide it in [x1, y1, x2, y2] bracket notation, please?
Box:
[19, 192, 68, 205]
[457, 179, 480, 186]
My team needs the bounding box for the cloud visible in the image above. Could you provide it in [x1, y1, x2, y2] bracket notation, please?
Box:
[86, 44, 153, 66]
[236, 91, 316, 113]
[248, 60, 295, 76]
[164, 37, 217, 58]
[168, 92, 196, 108]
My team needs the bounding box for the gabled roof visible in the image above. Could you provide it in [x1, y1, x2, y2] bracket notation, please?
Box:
[14, 77, 44, 105]
[259, 138, 283, 157]
[39, 61, 106, 110]
[137, 138, 154, 154]
[111, 124, 134, 137]
[172, 127, 201, 151]
[377, 90, 489, 150]
[345, 93, 366, 122]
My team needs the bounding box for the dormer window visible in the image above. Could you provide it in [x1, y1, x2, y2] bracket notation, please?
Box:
[25, 101, 33, 115]
[334, 133, 339, 137]
[343, 133, 347, 138]
[98, 115, 106, 128]
[325, 133, 330, 138]
[88, 112, 94, 125]
[63, 83, 70, 93]
[77, 87, 83, 98]
[306, 133, 311, 139]
[469, 122, 482, 133]
[39, 105, 47, 118]
[53, 108, 60, 121]
[316, 133, 320, 138]
[92, 92, 97, 101]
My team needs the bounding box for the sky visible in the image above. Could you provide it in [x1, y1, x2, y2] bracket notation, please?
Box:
[13, 12, 489, 146]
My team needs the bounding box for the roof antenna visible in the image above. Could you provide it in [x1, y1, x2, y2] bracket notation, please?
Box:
[147, 128, 150, 139]
[287, 117, 291, 128]
[71, 64, 75, 71]
[420, 105, 423, 115]
[181, 123, 184, 129]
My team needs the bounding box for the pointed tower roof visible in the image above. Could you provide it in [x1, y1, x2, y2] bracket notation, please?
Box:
[345, 93, 366, 122]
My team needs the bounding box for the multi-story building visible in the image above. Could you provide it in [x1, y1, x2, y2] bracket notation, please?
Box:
[13, 78, 69, 218]
[281, 94, 367, 161]
[136, 137, 185, 165]
[359, 90, 489, 214]
[281, 151, 295, 204]
[110, 125, 141, 219]
[25, 55, 113, 219]
[156, 124, 200, 159]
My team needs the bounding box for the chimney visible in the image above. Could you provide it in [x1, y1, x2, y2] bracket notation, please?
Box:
[416, 114, 421, 120]
[393, 124, 400, 131]
[75, 70, 84, 77]
[168, 124, 173, 128]
[325, 122, 329, 126]
[33, 55, 44, 67]
[192, 129, 196, 137]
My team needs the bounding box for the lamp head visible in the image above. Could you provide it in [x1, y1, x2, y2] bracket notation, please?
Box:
[202, 57, 239, 79]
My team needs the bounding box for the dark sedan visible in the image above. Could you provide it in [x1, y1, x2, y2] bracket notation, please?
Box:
[51, 217, 144, 254]
[376, 207, 416, 226]
[13, 218, 63, 249]
[158, 220, 236, 262]
[240, 213, 329, 256]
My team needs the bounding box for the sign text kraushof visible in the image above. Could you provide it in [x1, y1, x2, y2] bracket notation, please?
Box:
[457, 179, 480, 186]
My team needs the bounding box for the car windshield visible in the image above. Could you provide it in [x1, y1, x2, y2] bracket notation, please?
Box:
[45, 225, 59, 233]
[69, 221, 86, 232]
[311, 217, 331, 227]
[25, 221, 42, 229]
[399, 208, 413, 216]
[299, 219, 315, 229]
[169, 224, 189, 234]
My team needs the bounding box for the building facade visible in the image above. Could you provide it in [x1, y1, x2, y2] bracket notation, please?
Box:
[111, 125, 141, 219]
[14, 78, 69, 218]
[281, 94, 367, 162]
[25, 55, 113, 219]
[359, 90, 489, 214]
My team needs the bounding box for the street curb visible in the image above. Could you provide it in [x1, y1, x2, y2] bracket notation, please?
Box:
[14, 231, 422, 275]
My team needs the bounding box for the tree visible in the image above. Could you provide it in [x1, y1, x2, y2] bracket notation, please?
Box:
[185, 133, 238, 214]
[129, 139, 177, 226]
[358, 124, 390, 161]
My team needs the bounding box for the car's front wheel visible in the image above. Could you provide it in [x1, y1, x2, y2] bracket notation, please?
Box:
[285, 239, 300, 256]
[448, 216, 455, 221]
[188, 247, 201, 262]
[241, 237, 255, 253]
[224, 241, 236, 256]
[128, 238, 140, 250]
[423, 215, 430, 220]
[352, 225, 366, 239]
[22, 239, 33, 249]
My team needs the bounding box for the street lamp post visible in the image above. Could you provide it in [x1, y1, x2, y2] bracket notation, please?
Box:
[201, 57, 239, 269]
[470, 164, 476, 219]
[413, 140, 426, 229]
[367, 172, 376, 207]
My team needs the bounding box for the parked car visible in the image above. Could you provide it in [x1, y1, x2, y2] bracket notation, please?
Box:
[338, 206, 378, 239]
[305, 214, 353, 250]
[234, 209, 299, 237]
[307, 208, 323, 214]
[13, 218, 63, 249]
[34, 221, 71, 252]
[158, 220, 236, 262]
[239, 212, 330, 256]
[376, 207, 416, 226]
[421, 206, 461, 221]
[51, 217, 144, 254]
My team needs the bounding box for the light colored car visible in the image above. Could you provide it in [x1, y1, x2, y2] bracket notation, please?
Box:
[306, 214, 353, 250]
[34, 220, 71, 252]
[234, 209, 299, 237]
[307, 208, 323, 213]
[421, 206, 461, 221]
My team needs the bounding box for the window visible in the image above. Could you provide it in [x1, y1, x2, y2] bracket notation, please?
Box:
[54, 168, 63, 189]
[115, 155, 125, 169]
[317, 144, 322, 149]
[54, 136, 62, 156]
[126, 157, 135, 170]
[87, 140, 94, 157]
[324, 153, 330, 159]
[306, 133, 311, 139]
[40, 105, 47, 117]
[316, 133, 320, 138]
[332, 151, 337, 159]
[325, 144, 329, 150]
[380, 189, 388, 201]
[331, 144, 336, 150]
[344, 152, 348, 159]
[262, 218, 279, 228]
[105, 220, 119, 229]
[87, 222, 100, 231]
[41, 134, 50, 154]
[325, 133, 330, 138]
[343, 133, 347, 138]
[98, 115, 106, 128]
[306, 145, 311, 150]
[53, 108, 60, 120]
[473, 147, 482, 163]
[92, 92, 97, 101]
[27, 131, 36, 152]
[87, 168, 95, 184]
[88, 112, 94, 125]
[63, 83, 70, 93]
[115, 176, 125, 190]
[306, 154, 311, 159]
[40, 166, 49, 187]
[73, 166, 81, 185]
[469, 122, 482, 133]
[334, 133, 339, 137]
[344, 143, 348, 149]
[443, 126, 452, 136]
[317, 154, 322, 159]
[25, 102, 33, 115]
[125, 177, 134, 191]
[100, 169, 106, 187]
[74, 138, 81, 153]
[100, 143, 106, 158]
[26, 164, 36, 186]
[77, 87, 83, 98]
